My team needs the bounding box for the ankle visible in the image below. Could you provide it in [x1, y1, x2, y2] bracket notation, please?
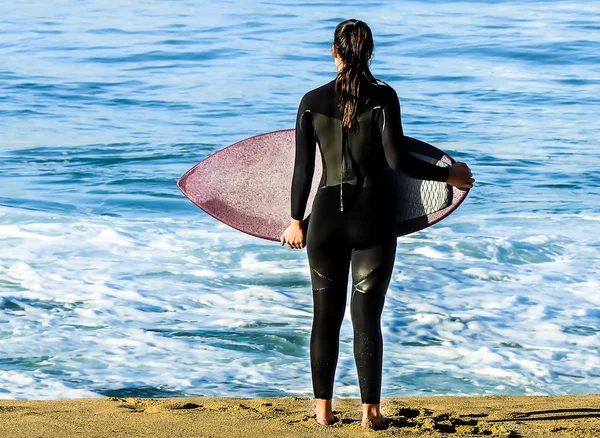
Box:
[315, 398, 332, 412]
[362, 403, 381, 417]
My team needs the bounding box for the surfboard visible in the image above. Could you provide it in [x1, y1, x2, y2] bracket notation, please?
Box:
[177, 129, 469, 241]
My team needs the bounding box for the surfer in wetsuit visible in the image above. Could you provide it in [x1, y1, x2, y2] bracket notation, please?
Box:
[280, 19, 474, 430]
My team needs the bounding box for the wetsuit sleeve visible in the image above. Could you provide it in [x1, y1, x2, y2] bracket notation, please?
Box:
[290, 94, 316, 221]
[378, 87, 449, 183]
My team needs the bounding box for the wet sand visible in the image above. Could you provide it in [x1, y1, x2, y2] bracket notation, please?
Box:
[0, 394, 599, 437]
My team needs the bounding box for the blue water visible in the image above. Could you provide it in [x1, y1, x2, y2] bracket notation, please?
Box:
[1, 0, 599, 400]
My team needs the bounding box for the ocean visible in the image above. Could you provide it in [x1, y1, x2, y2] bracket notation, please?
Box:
[0, 0, 599, 400]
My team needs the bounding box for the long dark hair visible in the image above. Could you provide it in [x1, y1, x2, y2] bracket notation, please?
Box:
[334, 19, 375, 132]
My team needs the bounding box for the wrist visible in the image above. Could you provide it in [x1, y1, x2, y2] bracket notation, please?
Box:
[290, 218, 303, 226]
[444, 166, 451, 183]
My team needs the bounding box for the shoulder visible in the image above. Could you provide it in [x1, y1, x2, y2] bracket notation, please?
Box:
[299, 79, 336, 107]
[368, 81, 399, 112]
[376, 81, 398, 102]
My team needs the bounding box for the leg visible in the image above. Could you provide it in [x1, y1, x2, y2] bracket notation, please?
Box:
[305, 204, 351, 424]
[350, 237, 396, 429]
[307, 233, 351, 402]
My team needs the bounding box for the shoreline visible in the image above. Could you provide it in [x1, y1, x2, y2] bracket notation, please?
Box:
[1, 394, 599, 437]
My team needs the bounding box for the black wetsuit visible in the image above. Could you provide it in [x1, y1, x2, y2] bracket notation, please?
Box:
[290, 71, 449, 404]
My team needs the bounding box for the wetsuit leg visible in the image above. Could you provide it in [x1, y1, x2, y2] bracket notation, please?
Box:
[343, 184, 398, 404]
[349, 238, 396, 404]
[306, 188, 352, 400]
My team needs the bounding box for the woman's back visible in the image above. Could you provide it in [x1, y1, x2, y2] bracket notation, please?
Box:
[291, 71, 449, 221]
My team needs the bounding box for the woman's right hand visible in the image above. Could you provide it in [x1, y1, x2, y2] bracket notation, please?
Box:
[280, 220, 306, 249]
[447, 162, 475, 189]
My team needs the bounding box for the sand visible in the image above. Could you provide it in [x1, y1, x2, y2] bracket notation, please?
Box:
[0, 394, 599, 437]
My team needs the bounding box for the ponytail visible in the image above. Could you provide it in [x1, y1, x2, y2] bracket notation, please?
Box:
[333, 19, 374, 133]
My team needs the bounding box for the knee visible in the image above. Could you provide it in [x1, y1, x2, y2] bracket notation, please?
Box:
[312, 285, 347, 330]
[351, 259, 392, 303]
[350, 289, 385, 332]
[310, 265, 336, 291]
[352, 270, 390, 297]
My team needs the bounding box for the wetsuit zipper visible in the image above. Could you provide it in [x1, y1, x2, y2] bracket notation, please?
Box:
[340, 130, 347, 212]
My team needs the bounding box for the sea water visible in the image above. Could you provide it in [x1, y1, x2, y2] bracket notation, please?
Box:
[0, 0, 599, 400]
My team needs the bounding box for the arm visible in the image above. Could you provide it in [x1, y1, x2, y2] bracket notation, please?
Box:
[378, 87, 449, 183]
[290, 94, 317, 221]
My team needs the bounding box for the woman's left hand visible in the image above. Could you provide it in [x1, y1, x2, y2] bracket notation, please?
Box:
[280, 220, 305, 249]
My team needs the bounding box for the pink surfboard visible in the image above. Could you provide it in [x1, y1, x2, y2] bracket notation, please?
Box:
[177, 129, 469, 241]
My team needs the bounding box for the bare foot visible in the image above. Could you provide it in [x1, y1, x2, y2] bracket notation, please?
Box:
[361, 413, 389, 430]
[314, 398, 338, 426]
[315, 414, 339, 426]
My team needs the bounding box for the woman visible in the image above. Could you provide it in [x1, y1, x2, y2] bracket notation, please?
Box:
[280, 19, 474, 430]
